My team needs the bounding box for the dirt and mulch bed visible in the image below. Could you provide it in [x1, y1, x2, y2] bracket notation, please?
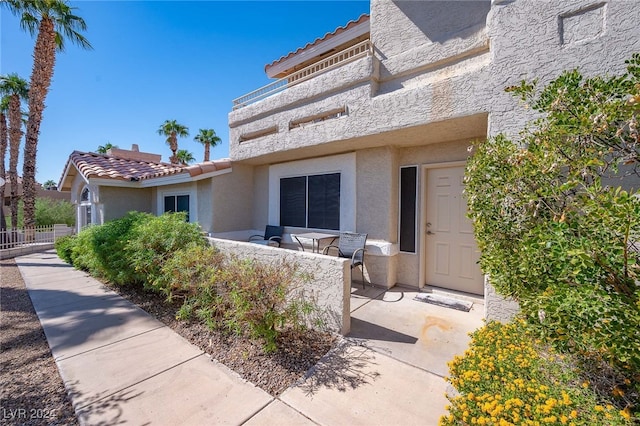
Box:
[0, 258, 78, 426]
[0, 257, 337, 425]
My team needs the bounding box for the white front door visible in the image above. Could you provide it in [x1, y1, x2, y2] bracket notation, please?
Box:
[425, 166, 483, 295]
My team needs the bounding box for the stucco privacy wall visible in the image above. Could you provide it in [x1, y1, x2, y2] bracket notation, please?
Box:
[100, 186, 152, 222]
[208, 238, 351, 335]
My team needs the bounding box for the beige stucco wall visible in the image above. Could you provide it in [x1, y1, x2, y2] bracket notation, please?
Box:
[208, 237, 351, 334]
[210, 165, 253, 233]
[197, 179, 213, 233]
[252, 165, 270, 230]
[100, 186, 153, 222]
[356, 146, 397, 240]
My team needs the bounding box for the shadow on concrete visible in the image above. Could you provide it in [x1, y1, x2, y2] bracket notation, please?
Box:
[13, 262, 75, 268]
[18, 287, 155, 361]
[73, 382, 146, 426]
[347, 317, 418, 344]
[296, 340, 380, 396]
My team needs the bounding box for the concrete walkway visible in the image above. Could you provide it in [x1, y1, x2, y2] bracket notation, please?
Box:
[15, 250, 483, 425]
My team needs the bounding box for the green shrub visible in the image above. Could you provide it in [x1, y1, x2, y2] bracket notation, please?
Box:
[124, 212, 207, 288]
[69, 226, 100, 274]
[176, 254, 316, 353]
[90, 211, 151, 285]
[34, 198, 75, 227]
[154, 243, 224, 300]
[55, 234, 76, 264]
[12, 198, 76, 228]
[441, 321, 635, 425]
[464, 56, 640, 375]
[219, 258, 314, 352]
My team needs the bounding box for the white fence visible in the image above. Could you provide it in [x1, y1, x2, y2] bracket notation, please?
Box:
[0, 225, 74, 257]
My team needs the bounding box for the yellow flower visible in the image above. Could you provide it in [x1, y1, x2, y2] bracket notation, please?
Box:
[620, 407, 631, 420]
[594, 405, 604, 412]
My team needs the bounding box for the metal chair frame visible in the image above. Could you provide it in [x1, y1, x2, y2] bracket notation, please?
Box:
[323, 232, 368, 288]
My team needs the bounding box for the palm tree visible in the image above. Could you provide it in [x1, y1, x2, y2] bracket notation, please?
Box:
[157, 120, 189, 164]
[0, 74, 29, 231]
[194, 128, 221, 162]
[43, 179, 56, 190]
[0, 97, 8, 234]
[5, 0, 91, 234]
[96, 142, 117, 154]
[176, 149, 195, 165]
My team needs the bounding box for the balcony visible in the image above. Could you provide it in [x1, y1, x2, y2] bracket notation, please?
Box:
[232, 39, 372, 110]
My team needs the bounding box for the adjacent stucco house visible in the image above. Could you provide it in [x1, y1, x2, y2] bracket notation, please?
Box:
[58, 144, 231, 233]
[59, 0, 639, 320]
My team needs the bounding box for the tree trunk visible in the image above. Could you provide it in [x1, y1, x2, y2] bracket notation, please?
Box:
[0, 112, 7, 244]
[204, 143, 210, 162]
[169, 131, 178, 163]
[8, 94, 22, 231]
[0, 112, 6, 211]
[23, 17, 57, 238]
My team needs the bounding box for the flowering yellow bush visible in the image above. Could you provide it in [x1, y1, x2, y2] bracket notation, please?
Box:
[440, 321, 635, 425]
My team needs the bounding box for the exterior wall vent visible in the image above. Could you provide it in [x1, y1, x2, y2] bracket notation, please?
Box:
[289, 107, 348, 130]
[239, 126, 279, 142]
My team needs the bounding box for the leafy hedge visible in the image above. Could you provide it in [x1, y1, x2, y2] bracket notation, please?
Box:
[55, 212, 318, 351]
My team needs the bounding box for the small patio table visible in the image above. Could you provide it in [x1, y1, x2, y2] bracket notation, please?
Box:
[293, 232, 338, 253]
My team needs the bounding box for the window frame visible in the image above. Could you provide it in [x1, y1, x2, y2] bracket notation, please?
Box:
[268, 153, 356, 232]
[279, 172, 341, 231]
[157, 186, 197, 223]
[399, 165, 419, 253]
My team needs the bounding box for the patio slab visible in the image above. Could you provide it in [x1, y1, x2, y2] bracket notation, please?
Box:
[280, 341, 449, 426]
[76, 354, 273, 426]
[34, 293, 137, 325]
[42, 306, 164, 361]
[348, 287, 484, 377]
[57, 326, 204, 409]
[244, 399, 317, 425]
[27, 282, 114, 311]
[350, 285, 386, 311]
[20, 269, 94, 288]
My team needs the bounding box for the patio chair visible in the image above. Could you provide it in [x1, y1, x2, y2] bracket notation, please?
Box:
[322, 232, 368, 288]
[249, 225, 284, 247]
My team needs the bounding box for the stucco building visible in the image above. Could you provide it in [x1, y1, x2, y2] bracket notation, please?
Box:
[60, 0, 640, 319]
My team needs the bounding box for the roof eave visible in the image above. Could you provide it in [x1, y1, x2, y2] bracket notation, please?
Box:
[265, 14, 370, 78]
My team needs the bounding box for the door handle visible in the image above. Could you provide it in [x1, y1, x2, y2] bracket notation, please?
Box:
[426, 231, 435, 235]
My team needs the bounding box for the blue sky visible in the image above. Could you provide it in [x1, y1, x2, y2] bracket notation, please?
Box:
[1, 0, 370, 184]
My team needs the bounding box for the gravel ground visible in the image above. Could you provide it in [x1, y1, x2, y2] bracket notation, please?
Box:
[0, 255, 337, 425]
[0, 258, 78, 426]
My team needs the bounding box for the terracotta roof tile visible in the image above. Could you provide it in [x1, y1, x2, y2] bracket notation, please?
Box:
[265, 14, 370, 73]
[59, 151, 233, 190]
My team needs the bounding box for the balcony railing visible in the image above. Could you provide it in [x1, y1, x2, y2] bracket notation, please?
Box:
[232, 39, 372, 110]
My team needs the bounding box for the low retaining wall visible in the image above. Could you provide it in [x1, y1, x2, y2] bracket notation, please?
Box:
[208, 237, 352, 335]
[0, 243, 55, 260]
